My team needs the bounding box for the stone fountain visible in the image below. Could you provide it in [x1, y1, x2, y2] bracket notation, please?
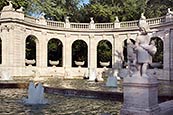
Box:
[106, 74, 117, 87]
[23, 81, 48, 104]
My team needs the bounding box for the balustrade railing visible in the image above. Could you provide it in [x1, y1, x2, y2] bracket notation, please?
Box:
[120, 20, 138, 28]
[70, 23, 89, 29]
[95, 23, 114, 29]
[23, 15, 167, 29]
[146, 16, 166, 25]
[47, 20, 65, 28]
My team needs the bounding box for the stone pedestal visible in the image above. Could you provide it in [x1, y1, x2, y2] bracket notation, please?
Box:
[120, 72, 160, 115]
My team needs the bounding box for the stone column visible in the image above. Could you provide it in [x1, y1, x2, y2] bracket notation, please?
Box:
[11, 25, 25, 67]
[88, 34, 97, 80]
[1, 25, 10, 66]
[1, 24, 15, 67]
[120, 74, 160, 115]
[37, 32, 48, 67]
[112, 34, 119, 78]
[88, 34, 97, 68]
[64, 34, 71, 68]
[169, 29, 173, 80]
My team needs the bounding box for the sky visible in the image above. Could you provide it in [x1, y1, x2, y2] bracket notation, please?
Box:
[80, 0, 89, 6]
[83, 0, 89, 4]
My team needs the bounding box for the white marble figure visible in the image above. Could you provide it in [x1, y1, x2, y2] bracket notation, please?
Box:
[23, 81, 48, 104]
[2, 1, 14, 11]
[132, 13, 157, 77]
[167, 8, 173, 15]
[95, 71, 104, 82]
[127, 39, 136, 65]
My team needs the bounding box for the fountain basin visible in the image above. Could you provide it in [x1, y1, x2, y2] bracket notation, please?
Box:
[0, 80, 172, 102]
[0, 79, 173, 114]
[0, 88, 122, 115]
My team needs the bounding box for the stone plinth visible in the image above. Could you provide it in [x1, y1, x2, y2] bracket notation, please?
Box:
[120, 72, 160, 115]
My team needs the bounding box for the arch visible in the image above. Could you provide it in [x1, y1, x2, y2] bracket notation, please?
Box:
[47, 38, 63, 67]
[149, 37, 163, 69]
[25, 35, 38, 66]
[72, 40, 88, 67]
[123, 39, 136, 68]
[97, 40, 112, 68]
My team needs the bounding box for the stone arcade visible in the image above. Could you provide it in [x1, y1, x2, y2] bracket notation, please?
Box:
[0, 3, 173, 81]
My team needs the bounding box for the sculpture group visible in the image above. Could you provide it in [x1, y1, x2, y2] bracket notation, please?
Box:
[126, 13, 157, 77]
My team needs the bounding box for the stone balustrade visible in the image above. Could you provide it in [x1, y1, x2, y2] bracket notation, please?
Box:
[120, 20, 138, 28]
[95, 23, 114, 29]
[47, 20, 65, 28]
[70, 23, 89, 29]
[146, 16, 166, 25]
[22, 14, 168, 30]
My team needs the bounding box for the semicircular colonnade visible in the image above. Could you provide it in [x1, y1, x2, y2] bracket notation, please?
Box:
[0, 5, 173, 80]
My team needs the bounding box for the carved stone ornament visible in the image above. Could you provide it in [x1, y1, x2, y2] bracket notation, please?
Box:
[2, 1, 14, 11]
[0, 25, 14, 32]
[20, 27, 26, 32]
[65, 33, 71, 38]
[89, 34, 94, 39]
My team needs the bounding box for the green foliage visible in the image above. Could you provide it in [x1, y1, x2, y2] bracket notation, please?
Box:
[72, 40, 87, 61]
[0, 0, 8, 11]
[48, 39, 63, 66]
[1, 0, 173, 22]
[27, 0, 81, 21]
[72, 40, 88, 67]
[25, 35, 36, 60]
[151, 37, 163, 63]
[97, 40, 112, 67]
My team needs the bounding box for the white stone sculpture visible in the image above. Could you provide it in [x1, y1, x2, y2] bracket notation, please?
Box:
[74, 61, 85, 67]
[2, 1, 14, 11]
[167, 8, 173, 15]
[49, 60, 59, 67]
[100, 61, 110, 68]
[25, 59, 36, 66]
[95, 71, 104, 82]
[128, 13, 157, 77]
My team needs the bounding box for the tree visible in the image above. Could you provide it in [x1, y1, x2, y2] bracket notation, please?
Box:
[48, 39, 63, 66]
[145, 0, 173, 18]
[97, 40, 112, 68]
[72, 40, 88, 67]
[27, 0, 81, 22]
